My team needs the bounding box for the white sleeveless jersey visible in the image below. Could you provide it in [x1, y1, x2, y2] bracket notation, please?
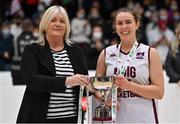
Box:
[105, 43, 158, 123]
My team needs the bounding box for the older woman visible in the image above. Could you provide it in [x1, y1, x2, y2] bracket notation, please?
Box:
[16, 6, 89, 123]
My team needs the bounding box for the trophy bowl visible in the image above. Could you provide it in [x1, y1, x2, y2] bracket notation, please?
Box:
[88, 76, 115, 121]
[89, 76, 114, 91]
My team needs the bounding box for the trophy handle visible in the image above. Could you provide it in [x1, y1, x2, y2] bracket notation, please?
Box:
[86, 83, 96, 93]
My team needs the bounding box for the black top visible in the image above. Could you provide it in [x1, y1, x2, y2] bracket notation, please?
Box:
[165, 45, 180, 82]
[47, 49, 77, 119]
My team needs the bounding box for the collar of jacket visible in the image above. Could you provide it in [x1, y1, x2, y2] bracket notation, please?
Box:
[38, 39, 76, 76]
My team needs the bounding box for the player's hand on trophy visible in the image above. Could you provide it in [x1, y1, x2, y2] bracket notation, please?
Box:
[115, 75, 131, 90]
[65, 74, 89, 87]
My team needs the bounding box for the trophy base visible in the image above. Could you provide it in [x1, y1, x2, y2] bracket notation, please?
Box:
[93, 117, 112, 121]
[93, 105, 112, 121]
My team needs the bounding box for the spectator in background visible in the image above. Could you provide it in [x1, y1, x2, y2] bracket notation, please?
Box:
[165, 23, 180, 87]
[9, 0, 24, 18]
[87, 25, 105, 69]
[10, 14, 23, 42]
[88, 6, 104, 28]
[167, 0, 179, 25]
[148, 8, 175, 66]
[132, 3, 148, 45]
[19, 0, 39, 19]
[9, 19, 37, 85]
[105, 10, 117, 44]
[171, 10, 180, 30]
[0, 0, 12, 23]
[70, 8, 91, 45]
[0, 22, 13, 70]
[37, 1, 47, 13]
[70, 7, 91, 63]
[145, 10, 158, 40]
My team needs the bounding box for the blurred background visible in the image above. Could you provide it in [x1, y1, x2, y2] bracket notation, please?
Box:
[0, 0, 180, 123]
[0, 0, 180, 71]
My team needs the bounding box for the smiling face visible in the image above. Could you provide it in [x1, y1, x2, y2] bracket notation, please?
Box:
[115, 12, 139, 42]
[46, 12, 66, 39]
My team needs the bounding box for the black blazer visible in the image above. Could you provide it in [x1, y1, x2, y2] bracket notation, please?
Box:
[16, 42, 88, 123]
[165, 48, 180, 82]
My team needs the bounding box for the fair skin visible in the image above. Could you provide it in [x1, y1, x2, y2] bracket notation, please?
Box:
[46, 12, 66, 51]
[46, 11, 88, 87]
[178, 80, 180, 88]
[96, 12, 164, 99]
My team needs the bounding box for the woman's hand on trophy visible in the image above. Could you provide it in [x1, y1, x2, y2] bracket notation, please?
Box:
[85, 84, 96, 93]
[115, 75, 131, 90]
[65, 74, 89, 87]
[83, 76, 96, 93]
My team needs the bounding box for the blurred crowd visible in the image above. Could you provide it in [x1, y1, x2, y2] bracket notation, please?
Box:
[0, 0, 180, 77]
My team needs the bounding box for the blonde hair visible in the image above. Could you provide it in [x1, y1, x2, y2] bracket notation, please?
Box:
[38, 5, 71, 46]
[171, 23, 180, 57]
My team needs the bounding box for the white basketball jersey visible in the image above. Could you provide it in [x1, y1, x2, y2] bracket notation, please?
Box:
[105, 43, 159, 123]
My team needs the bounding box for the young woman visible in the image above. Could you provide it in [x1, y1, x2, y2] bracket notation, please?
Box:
[16, 6, 89, 123]
[96, 8, 164, 123]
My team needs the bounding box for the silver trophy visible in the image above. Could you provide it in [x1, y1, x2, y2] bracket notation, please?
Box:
[88, 76, 115, 121]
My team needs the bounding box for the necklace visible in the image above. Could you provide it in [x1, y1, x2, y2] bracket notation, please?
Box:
[117, 41, 138, 76]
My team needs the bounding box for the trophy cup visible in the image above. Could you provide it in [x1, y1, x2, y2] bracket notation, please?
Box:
[88, 76, 115, 122]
